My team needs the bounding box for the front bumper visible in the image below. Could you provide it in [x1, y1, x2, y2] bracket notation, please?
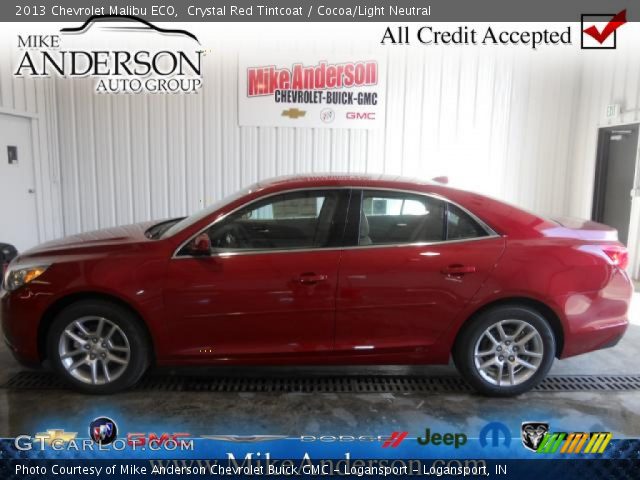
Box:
[0, 287, 44, 365]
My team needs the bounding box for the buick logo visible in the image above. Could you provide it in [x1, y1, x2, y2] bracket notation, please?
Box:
[89, 417, 118, 445]
[320, 108, 335, 123]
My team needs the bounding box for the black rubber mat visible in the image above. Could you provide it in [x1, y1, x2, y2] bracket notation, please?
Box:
[4, 371, 640, 393]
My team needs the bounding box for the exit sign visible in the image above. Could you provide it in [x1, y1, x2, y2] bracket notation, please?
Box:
[606, 104, 620, 119]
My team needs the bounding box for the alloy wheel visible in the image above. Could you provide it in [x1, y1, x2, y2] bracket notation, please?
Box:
[473, 319, 544, 387]
[58, 316, 131, 385]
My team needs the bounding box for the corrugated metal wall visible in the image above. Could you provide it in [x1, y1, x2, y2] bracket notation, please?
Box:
[49, 47, 586, 236]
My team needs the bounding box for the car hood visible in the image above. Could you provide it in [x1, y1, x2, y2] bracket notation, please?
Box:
[18, 221, 157, 260]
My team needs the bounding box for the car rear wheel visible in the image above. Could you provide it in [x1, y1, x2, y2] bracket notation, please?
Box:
[47, 300, 150, 394]
[453, 305, 556, 397]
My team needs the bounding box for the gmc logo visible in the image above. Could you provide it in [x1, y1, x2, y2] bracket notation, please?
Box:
[346, 112, 376, 120]
[127, 432, 191, 447]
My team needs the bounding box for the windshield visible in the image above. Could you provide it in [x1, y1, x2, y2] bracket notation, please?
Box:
[145, 218, 185, 239]
[160, 185, 257, 239]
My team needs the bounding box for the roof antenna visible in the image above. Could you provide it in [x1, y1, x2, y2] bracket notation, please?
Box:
[432, 176, 449, 185]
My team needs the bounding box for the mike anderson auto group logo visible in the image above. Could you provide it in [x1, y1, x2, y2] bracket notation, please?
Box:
[246, 60, 378, 98]
[13, 15, 203, 94]
[239, 56, 386, 129]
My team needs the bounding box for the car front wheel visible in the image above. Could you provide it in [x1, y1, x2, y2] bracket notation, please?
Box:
[453, 305, 556, 397]
[47, 299, 150, 394]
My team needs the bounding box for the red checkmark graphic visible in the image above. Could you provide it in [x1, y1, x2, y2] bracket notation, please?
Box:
[583, 9, 627, 44]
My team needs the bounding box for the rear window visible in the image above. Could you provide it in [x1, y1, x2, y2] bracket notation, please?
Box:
[360, 191, 445, 245]
[359, 191, 490, 246]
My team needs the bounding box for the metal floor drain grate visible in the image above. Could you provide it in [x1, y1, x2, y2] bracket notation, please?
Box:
[4, 372, 640, 393]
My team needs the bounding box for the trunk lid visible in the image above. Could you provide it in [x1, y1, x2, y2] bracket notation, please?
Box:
[551, 217, 619, 242]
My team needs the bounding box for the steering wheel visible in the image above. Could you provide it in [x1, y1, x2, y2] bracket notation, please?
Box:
[212, 223, 252, 249]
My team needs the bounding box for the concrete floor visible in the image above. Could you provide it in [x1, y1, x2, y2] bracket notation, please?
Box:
[0, 293, 638, 439]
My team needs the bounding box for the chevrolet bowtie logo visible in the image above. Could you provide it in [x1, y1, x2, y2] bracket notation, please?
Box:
[281, 108, 306, 119]
[34, 429, 77, 444]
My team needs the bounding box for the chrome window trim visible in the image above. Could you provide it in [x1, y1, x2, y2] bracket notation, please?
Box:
[171, 186, 501, 259]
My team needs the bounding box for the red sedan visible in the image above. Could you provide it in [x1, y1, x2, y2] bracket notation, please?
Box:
[1, 174, 632, 395]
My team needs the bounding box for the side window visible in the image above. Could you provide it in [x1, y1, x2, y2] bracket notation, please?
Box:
[360, 191, 445, 245]
[203, 190, 340, 251]
[446, 204, 489, 240]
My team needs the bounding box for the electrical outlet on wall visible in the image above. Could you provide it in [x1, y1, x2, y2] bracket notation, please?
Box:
[7, 145, 17, 164]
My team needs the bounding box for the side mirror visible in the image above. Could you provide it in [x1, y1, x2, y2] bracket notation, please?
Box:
[188, 233, 212, 256]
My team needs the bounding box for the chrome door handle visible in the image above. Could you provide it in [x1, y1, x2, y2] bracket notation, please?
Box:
[298, 273, 328, 284]
[441, 265, 476, 275]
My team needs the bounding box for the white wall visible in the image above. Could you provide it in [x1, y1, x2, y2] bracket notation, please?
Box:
[0, 41, 63, 243]
[48, 47, 584, 236]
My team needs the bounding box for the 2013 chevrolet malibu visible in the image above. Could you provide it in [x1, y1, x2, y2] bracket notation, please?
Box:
[1, 174, 633, 395]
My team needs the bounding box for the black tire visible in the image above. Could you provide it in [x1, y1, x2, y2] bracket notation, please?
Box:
[452, 305, 556, 397]
[47, 299, 150, 394]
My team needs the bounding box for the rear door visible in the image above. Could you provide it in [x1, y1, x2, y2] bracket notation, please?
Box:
[335, 189, 505, 355]
[164, 189, 350, 359]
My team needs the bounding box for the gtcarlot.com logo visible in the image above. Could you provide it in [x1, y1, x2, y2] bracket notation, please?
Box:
[15, 417, 194, 452]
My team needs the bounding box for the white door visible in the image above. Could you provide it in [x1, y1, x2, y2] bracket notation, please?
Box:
[0, 113, 39, 252]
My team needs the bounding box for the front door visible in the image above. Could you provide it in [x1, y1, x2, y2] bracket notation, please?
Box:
[164, 189, 349, 360]
[335, 190, 505, 357]
[0, 114, 38, 251]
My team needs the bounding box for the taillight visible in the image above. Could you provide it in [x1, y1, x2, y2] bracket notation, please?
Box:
[602, 245, 628, 269]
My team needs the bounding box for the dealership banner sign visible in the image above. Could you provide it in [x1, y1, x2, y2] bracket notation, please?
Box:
[3, 436, 640, 479]
[2, 412, 639, 478]
[238, 55, 386, 129]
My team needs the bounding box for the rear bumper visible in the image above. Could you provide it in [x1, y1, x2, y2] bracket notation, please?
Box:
[557, 268, 632, 358]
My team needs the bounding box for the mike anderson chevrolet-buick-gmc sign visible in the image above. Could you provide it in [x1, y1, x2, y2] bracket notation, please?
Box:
[238, 55, 386, 129]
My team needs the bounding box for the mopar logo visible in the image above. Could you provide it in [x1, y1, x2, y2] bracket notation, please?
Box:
[479, 422, 512, 448]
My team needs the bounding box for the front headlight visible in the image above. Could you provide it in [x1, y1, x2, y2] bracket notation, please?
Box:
[4, 264, 50, 292]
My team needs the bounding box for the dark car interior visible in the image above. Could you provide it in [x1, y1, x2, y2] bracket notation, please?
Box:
[360, 194, 488, 245]
[363, 210, 445, 244]
[196, 189, 488, 252]
[207, 191, 340, 250]
[360, 192, 446, 245]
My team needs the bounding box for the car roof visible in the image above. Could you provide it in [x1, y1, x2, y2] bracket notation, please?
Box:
[255, 173, 438, 190]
